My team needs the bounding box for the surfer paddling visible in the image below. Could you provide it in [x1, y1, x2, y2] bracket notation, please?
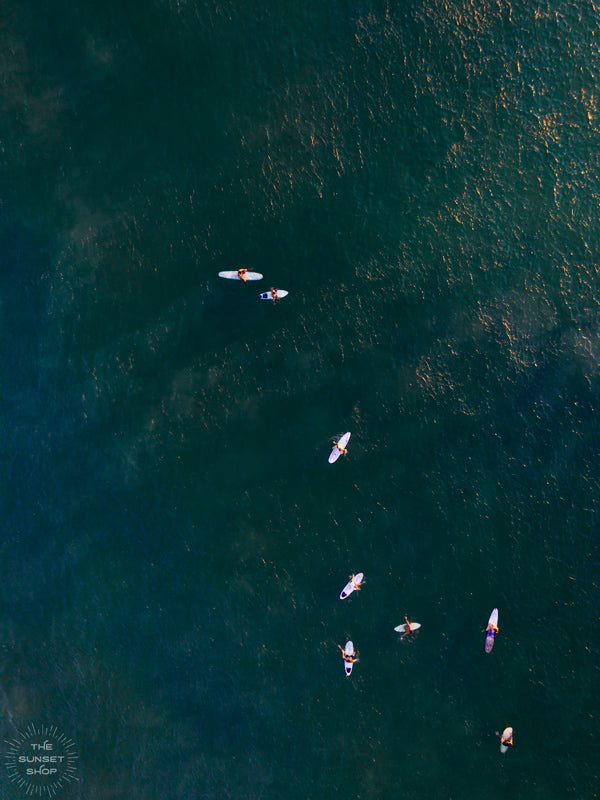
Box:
[237, 268, 249, 282]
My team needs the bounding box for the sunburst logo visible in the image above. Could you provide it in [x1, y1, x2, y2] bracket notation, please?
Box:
[4, 724, 78, 797]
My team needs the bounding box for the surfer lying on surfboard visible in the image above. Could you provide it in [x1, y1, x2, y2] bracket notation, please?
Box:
[237, 268, 248, 282]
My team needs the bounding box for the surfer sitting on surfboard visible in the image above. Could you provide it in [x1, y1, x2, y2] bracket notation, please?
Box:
[351, 574, 364, 592]
[338, 645, 358, 663]
[333, 440, 348, 456]
[237, 268, 249, 282]
[486, 621, 499, 635]
[401, 616, 416, 640]
[270, 287, 278, 301]
[499, 728, 514, 748]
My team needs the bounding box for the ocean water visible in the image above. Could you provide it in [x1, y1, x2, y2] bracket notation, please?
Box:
[1, 0, 599, 798]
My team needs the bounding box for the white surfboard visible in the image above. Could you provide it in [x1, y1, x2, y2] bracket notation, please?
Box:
[485, 608, 499, 653]
[329, 431, 351, 464]
[394, 622, 421, 634]
[343, 640, 357, 676]
[500, 726, 513, 753]
[218, 270, 263, 281]
[260, 290, 288, 300]
[340, 572, 364, 600]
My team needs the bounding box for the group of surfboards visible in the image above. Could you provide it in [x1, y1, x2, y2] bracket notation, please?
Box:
[218, 268, 288, 301]
[220, 269, 513, 753]
[330, 436, 422, 665]
[337, 571, 421, 676]
[484, 608, 513, 751]
[330, 432, 513, 753]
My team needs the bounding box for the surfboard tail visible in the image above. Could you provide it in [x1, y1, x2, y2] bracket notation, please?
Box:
[484, 631, 496, 653]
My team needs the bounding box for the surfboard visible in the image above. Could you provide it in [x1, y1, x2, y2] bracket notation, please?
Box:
[344, 641, 356, 676]
[394, 622, 421, 634]
[485, 608, 499, 653]
[500, 726, 513, 753]
[259, 290, 288, 300]
[340, 572, 364, 600]
[328, 431, 351, 464]
[218, 270, 263, 281]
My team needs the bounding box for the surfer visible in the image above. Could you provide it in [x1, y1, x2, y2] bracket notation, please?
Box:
[484, 608, 499, 653]
[351, 574, 364, 591]
[270, 287, 278, 301]
[333, 440, 348, 456]
[329, 432, 351, 464]
[338, 645, 358, 664]
[501, 730, 513, 747]
[401, 616, 415, 640]
[237, 268, 249, 282]
[498, 728, 514, 749]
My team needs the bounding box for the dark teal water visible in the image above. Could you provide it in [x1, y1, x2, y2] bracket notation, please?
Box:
[1, 1, 599, 797]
